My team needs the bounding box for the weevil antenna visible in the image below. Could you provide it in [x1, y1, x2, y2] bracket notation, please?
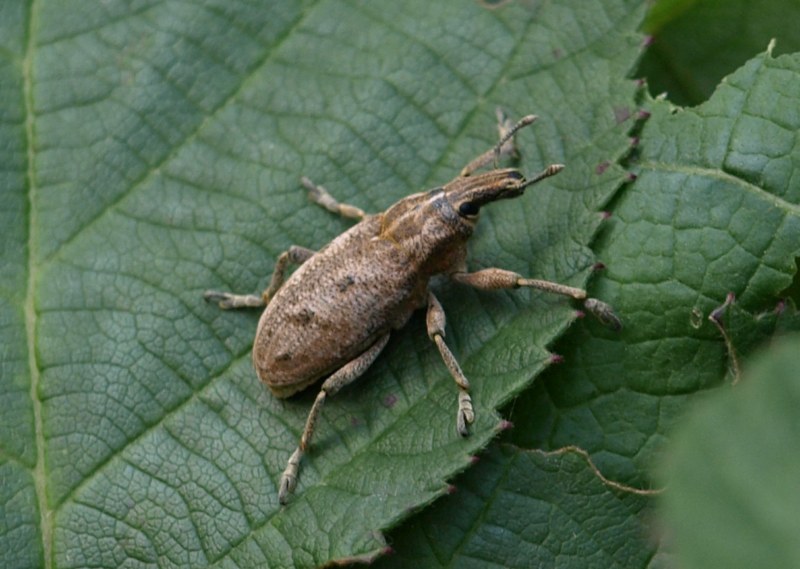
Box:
[460, 113, 540, 177]
[520, 163, 565, 190]
[491, 114, 538, 164]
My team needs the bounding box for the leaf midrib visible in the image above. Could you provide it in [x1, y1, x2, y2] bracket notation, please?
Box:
[24, 0, 52, 566]
[24, 3, 323, 561]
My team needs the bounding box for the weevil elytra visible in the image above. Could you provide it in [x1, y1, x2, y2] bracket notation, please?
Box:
[204, 111, 620, 504]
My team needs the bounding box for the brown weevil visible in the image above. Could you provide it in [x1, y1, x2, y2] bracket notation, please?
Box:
[204, 111, 620, 504]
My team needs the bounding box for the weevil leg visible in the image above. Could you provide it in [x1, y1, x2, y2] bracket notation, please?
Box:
[301, 176, 366, 221]
[204, 245, 315, 309]
[451, 269, 622, 330]
[452, 268, 587, 299]
[460, 110, 537, 177]
[279, 333, 391, 504]
[582, 298, 623, 331]
[260, 245, 316, 303]
[203, 290, 265, 309]
[426, 292, 475, 437]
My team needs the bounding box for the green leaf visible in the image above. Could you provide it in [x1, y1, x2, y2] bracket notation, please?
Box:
[639, 0, 800, 105]
[382, 27, 800, 569]
[2, 0, 647, 567]
[660, 334, 800, 569]
[514, 42, 800, 478]
[381, 445, 658, 569]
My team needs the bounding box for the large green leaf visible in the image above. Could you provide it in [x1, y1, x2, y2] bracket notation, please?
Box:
[381, 29, 800, 569]
[2, 0, 646, 567]
[659, 334, 800, 569]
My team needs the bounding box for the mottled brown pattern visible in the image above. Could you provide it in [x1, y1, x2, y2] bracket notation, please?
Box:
[254, 185, 467, 396]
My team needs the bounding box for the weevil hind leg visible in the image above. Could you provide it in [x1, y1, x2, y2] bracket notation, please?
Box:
[451, 269, 622, 329]
[426, 292, 475, 437]
[301, 176, 366, 221]
[279, 333, 391, 504]
[204, 245, 315, 309]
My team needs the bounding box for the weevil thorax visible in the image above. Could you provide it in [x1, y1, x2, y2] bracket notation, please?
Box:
[379, 168, 526, 275]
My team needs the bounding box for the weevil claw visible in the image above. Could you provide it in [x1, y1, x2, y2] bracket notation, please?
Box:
[457, 415, 470, 437]
[457, 392, 474, 437]
[203, 290, 225, 302]
[203, 290, 235, 309]
[278, 448, 303, 505]
[278, 474, 296, 505]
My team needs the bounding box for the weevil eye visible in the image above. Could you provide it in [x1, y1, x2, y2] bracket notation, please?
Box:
[458, 202, 480, 217]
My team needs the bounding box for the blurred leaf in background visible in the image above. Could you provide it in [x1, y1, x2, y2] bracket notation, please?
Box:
[640, 0, 800, 105]
[660, 334, 800, 569]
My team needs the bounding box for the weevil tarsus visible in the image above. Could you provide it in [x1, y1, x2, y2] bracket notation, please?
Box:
[301, 176, 366, 220]
[203, 290, 264, 309]
[583, 298, 623, 331]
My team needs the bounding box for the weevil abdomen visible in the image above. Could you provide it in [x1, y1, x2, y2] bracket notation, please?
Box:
[253, 216, 427, 397]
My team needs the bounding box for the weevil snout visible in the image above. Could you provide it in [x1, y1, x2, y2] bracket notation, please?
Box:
[447, 169, 523, 214]
[446, 163, 564, 220]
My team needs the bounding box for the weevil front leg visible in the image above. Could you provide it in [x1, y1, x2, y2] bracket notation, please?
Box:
[460, 110, 536, 177]
[204, 245, 315, 309]
[426, 292, 475, 437]
[451, 269, 622, 330]
[301, 176, 366, 221]
[279, 333, 391, 504]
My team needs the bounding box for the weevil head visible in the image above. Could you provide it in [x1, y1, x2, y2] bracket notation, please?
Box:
[445, 164, 565, 222]
[379, 165, 562, 274]
[443, 168, 527, 224]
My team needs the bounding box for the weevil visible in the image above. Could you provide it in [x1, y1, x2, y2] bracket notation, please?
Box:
[204, 111, 620, 504]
